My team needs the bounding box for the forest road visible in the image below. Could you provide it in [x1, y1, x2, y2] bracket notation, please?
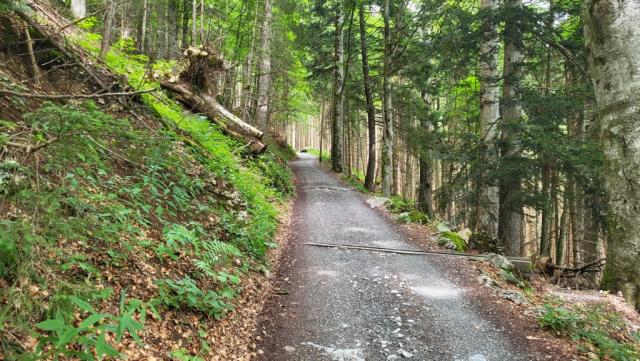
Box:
[256, 153, 550, 361]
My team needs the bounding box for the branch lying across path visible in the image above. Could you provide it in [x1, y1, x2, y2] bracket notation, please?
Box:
[305, 242, 532, 273]
[0, 88, 158, 99]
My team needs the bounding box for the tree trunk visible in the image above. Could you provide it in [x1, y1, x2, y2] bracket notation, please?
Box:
[499, 0, 525, 257]
[540, 162, 553, 256]
[71, 0, 86, 19]
[191, 0, 197, 46]
[584, 0, 640, 308]
[359, 3, 376, 192]
[99, 0, 117, 60]
[255, 0, 272, 132]
[381, 0, 394, 196]
[474, 0, 501, 236]
[139, 0, 149, 53]
[331, 1, 345, 173]
[319, 94, 325, 163]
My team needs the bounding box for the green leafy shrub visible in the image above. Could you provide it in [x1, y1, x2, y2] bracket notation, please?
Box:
[539, 303, 640, 360]
[439, 231, 467, 251]
[155, 277, 234, 319]
[251, 154, 294, 198]
[34, 294, 145, 360]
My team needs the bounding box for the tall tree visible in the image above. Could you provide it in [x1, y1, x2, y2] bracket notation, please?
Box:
[359, 2, 376, 192]
[584, 0, 640, 309]
[381, 0, 394, 196]
[99, 0, 117, 60]
[474, 0, 500, 236]
[71, 0, 86, 19]
[498, 0, 525, 256]
[256, 0, 273, 131]
[331, 0, 345, 173]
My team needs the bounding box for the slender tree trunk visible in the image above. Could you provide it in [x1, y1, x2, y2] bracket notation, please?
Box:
[499, 0, 525, 256]
[557, 189, 569, 265]
[255, 0, 272, 131]
[475, 0, 500, 236]
[168, 0, 179, 59]
[319, 94, 325, 163]
[181, 0, 189, 48]
[359, 3, 377, 192]
[381, 0, 394, 196]
[331, 1, 345, 173]
[23, 22, 39, 83]
[191, 0, 197, 46]
[540, 162, 553, 257]
[584, 0, 640, 308]
[418, 94, 434, 216]
[71, 0, 86, 19]
[200, 0, 205, 44]
[139, 0, 149, 52]
[99, 0, 117, 60]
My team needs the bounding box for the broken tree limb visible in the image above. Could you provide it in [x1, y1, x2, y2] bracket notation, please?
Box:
[160, 81, 267, 154]
[15, 8, 112, 91]
[304, 242, 532, 273]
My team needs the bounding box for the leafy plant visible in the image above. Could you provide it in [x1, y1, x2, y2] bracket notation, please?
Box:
[34, 294, 145, 360]
[155, 277, 234, 319]
[539, 303, 640, 361]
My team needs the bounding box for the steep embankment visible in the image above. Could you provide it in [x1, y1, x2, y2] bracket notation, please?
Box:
[0, 5, 294, 360]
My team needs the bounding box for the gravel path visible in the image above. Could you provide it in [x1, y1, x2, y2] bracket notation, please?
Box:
[257, 154, 547, 361]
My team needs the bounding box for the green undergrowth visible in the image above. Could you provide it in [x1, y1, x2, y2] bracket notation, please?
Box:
[386, 196, 430, 224]
[538, 302, 640, 361]
[71, 31, 293, 255]
[0, 26, 294, 359]
[305, 148, 331, 164]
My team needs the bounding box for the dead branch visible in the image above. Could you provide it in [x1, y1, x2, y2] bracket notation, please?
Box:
[3, 137, 58, 153]
[15, 6, 112, 91]
[0, 88, 158, 99]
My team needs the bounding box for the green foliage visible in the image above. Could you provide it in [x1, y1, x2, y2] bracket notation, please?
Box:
[34, 294, 145, 360]
[170, 348, 205, 361]
[155, 277, 234, 320]
[439, 231, 467, 252]
[539, 303, 640, 361]
[250, 153, 294, 198]
[77, 16, 98, 31]
[387, 197, 430, 224]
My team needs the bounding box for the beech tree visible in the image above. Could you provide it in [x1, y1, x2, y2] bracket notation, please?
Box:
[584, 0, 640, 309]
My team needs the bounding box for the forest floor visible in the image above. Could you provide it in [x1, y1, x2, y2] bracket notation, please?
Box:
[254, 153, 579, 361]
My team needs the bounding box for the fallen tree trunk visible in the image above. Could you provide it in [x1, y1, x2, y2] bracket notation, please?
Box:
[161, 81, 267, 154]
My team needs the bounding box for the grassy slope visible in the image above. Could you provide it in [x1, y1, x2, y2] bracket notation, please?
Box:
[0, 17, 295, 360]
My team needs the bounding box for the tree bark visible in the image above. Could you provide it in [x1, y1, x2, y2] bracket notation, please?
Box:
[99, 0, 117, 60]
[359, 3, 376, 192]
[139, 0, 149, 53]
[331, 1, 345, 173]
[584, 0, 640, 308]
[475, 0, 500, 236]
[381, 0, 394, 196]
[499, 0, 525, 257]
[160, 81, 266, 154]
[255, 0, 272, 132]
[71, 0, 86, 19]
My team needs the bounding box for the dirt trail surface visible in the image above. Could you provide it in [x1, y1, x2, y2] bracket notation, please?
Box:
[256, 154, 556, 361]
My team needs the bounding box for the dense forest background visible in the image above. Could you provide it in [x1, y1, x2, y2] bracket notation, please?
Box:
[45, 0, 640, 308]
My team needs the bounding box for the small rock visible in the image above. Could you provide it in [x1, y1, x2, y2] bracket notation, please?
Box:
[284, 346, 296, 353]
[398, 349, 412, 358]
[469, 354, 487, 361]
[499, 290, 527, 305]
[387, 355, 400, 360]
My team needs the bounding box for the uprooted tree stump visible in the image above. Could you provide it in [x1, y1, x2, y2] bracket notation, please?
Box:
[161, 45, 267, 154]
